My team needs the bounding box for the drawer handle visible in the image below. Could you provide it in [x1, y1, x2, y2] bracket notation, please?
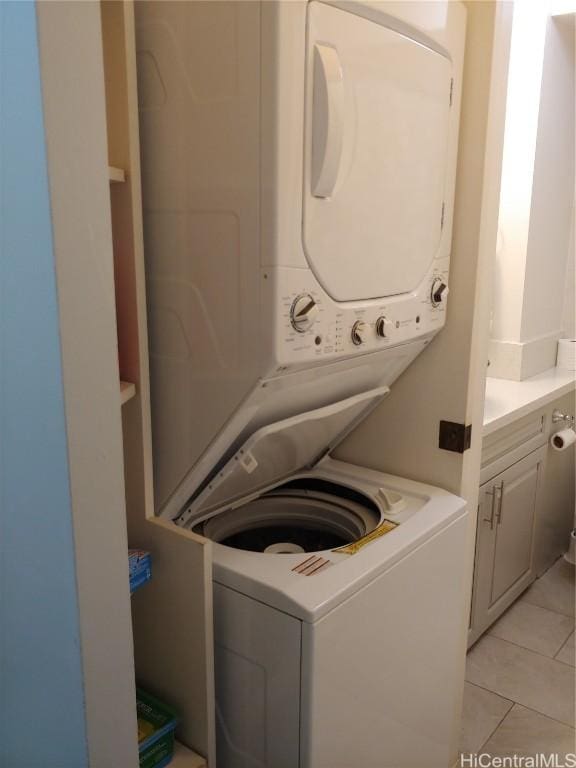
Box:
[484, 486, 497, 530]
[495, 481, 504, 525]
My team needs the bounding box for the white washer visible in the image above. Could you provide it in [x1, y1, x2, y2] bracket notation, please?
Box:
[170, 375, 469, 768]
[184, 392, 468, 768]
[135, 1, 468, 766]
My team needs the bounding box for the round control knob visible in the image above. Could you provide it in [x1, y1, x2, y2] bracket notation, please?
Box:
[430, 279, 449, 308]
[375, 316, 392, 339]
[290, 294, 319, 333]
[351, 320, 367, 346]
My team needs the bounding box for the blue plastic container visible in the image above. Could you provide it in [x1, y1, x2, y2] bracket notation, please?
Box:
[129, 550, 152, 594]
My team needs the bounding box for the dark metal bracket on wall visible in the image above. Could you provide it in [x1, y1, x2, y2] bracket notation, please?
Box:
[439, 421, 472, 453]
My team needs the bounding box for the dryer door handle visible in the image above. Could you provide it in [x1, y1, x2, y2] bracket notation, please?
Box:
[312, 44, 344, 199]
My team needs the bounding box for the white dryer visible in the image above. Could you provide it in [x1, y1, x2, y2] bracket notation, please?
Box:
[135, 1, 468, 766]
[136, 0, 466, 520]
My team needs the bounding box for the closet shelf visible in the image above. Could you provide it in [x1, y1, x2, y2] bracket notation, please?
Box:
[108, 165, 126, 183]
[172, 741, 207, 767]
[120, 380, 136, 405]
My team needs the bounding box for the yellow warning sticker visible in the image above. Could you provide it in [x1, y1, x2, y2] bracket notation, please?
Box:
[333, 520, 399, 555]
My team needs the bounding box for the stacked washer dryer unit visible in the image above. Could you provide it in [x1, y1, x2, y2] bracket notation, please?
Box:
[136, 1, 467, 766]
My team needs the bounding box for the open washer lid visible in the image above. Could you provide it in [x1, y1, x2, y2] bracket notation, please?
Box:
[176, 386, 388, 526]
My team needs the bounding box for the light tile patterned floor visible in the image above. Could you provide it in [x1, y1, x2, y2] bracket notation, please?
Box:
[461, 557, 576, 759]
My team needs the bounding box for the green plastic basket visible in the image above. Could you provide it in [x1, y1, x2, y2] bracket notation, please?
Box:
[137, 688, 179, 768]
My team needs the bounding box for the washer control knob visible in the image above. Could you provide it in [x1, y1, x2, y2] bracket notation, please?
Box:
[431, 279, 449, 307]
[351, 320, 367, 346]
[290, 294, 319, 332]
[375, 316, 392, 338]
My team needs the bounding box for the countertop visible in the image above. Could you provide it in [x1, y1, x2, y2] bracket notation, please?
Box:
[484, 367, 576, 436]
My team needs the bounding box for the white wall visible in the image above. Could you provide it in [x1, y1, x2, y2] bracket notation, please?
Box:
[521, 14, 575, 342]
[491, 2, 548, 348]
[489, 10, 575, 379]
[562, 206, 575, 338]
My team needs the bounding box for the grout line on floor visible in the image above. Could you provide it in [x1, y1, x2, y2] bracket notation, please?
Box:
[500, 702, 576, 732]
[520, 594, 576, 619]
[463, 557, 576, 754]
[554, 629, 575, 661]
[555, 658, 576, 669]
[476, 703, 576, 755]
[518, 595, 576, 623]
[519, 557, 576, 620]
[462, 680, 513, 705]
[479, 631, 576, 664]
[473, 697, 515, 754]
[464, 679, 576, 733]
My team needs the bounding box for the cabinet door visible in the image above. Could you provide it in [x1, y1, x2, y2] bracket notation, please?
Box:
[470, 446, 546, 644]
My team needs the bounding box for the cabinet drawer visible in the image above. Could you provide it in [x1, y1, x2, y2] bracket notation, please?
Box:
[481, 409, 548, 483]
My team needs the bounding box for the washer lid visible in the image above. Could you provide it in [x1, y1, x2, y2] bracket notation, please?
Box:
[177, 386, 387, 524]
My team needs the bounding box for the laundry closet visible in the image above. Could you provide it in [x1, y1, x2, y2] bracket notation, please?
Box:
[30, 2, 512, 767]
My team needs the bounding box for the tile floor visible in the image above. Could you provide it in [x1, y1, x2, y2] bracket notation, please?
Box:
[461, 556, 576, 759]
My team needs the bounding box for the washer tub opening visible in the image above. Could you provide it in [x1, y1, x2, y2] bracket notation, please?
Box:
[193, 478, 381, 554]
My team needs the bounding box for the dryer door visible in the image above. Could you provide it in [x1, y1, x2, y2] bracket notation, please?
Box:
[303, 2, 453, 302]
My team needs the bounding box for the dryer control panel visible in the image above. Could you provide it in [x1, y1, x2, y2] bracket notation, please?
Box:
[265, 259, 450, 372]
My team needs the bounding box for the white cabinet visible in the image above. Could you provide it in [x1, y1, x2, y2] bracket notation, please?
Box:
[470, 390, 576, 646]
[470, 445, 546, 645]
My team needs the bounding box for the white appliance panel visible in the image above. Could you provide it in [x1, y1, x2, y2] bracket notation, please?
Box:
[135, 1, 264, 511]
[264, 261, 449, 372]
[300, 515, 469, 768]
[214, 584, 302, 768]
[303, 1, 453, 301]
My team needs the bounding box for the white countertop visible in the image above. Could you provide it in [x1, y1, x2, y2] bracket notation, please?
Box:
[484, 367, 576, 436]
